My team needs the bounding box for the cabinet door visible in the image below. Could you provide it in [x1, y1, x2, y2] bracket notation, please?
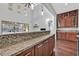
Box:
[57, 32, 69, 41]
[70, 32, 77, 41]
[48, 37, 54, 55]
[43, 40, 49, 56]
[61, 32, 66, 40]
[60, 15, 65, 27]
[65, 32, 69, 41]
[58, 14, 65, 28]
[35, 42, 43, 56]
[25, 47, 34, 56]
[66, 32, 76, 41]
[65, 17, 72, 27]
[16, 47, 34, 56]
[57, 10, 78, 28]
[57, 32, 62, 40]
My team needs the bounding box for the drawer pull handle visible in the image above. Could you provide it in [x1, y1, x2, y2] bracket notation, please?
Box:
[38, 44, 42, 48]
[50, 38, 52, 39]
[44, 41, 48, 43]
[25, 52, 31, 56]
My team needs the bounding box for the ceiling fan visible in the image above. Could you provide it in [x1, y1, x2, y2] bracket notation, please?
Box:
[22, 3, 40, 9]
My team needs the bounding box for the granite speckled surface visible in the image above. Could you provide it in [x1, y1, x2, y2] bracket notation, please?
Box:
[0, 31, 54, 56]
[0, 34, 54, 56]
[0, 31, 49, 49]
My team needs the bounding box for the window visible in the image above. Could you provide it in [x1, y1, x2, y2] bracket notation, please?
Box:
[1, 21, 29, 34]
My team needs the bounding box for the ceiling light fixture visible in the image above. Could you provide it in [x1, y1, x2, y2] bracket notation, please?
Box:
[31, 4, 34, 10]
[41, 11, 44, 15]
[25, 3, 34, 10]
[41, 6, 44, 15]
[23, 3, 38, 10]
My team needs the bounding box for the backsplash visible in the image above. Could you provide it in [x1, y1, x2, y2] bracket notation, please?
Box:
[0, 31, 50, 49]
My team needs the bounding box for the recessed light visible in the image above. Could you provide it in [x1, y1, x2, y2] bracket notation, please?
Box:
[41, 11, 44, 15]
[31, 4, 34, 10]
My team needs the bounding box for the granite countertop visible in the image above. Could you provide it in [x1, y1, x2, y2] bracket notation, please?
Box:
[0, 34, 54, 56]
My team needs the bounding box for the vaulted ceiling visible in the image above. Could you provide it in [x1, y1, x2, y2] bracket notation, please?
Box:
[51, 3, 79, 14]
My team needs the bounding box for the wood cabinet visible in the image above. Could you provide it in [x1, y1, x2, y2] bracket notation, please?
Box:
[66, 32, 69, 41]
[66, 32, 77, 41]
[34, 39, 49, 56]
[16, 47, 34, 56]
[15, 35, 55, 56]
[57, 31, 77, 41]
[35, 42, 43, 56]
[57, 9, 78, 28]
[43, 40, 49, 56]
[65, 32, 77, 41]
[35, 35, 55, 56]
[61, 32, 66, 40]
[48, 37, 55, 55]
[57, 32, 62, 40]
[57, 32, 77, 41]
[57, 32, 66, 40]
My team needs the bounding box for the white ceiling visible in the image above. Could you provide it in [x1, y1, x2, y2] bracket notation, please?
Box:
[52, 3, 79, 14]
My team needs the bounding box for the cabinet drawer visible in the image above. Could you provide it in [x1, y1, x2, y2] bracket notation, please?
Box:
[16, 47, 34, 56]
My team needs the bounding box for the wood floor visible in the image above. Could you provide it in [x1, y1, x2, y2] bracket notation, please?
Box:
[55, 39, 77, 56]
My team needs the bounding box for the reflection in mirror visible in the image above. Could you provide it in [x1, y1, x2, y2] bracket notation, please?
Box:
[1, 21, 15, 34]
[14, 23, 29, 33]
[1, 21, 29, 34]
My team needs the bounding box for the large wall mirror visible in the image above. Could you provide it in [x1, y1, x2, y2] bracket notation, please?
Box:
[1, 21, 29, 34]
